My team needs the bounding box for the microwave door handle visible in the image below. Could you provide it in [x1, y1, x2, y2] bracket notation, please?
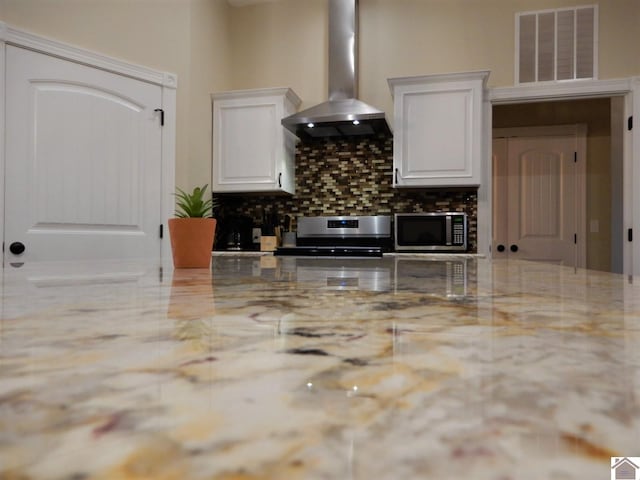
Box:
[446, 216, 452, 245]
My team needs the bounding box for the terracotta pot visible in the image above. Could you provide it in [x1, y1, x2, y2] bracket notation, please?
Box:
[168, 218, 217, 268]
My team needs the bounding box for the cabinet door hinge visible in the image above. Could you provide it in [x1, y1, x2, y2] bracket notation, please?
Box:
[154, 108, 165, 126]
[160, 224, 164, 239]
[628, 116, 633, 131]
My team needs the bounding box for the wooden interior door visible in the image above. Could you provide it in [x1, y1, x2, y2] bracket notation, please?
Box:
[493, 126, 586, 267]
[5, 45, 163, 263]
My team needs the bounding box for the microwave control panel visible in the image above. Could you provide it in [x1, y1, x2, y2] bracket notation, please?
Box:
[452, 217, 465, 245]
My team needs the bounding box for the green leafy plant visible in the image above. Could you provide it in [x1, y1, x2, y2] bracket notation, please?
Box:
[174, 184, 214, 218]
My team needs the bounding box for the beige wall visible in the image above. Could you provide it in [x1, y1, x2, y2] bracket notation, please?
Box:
[0, 0, 231, 191]
[228, 0, 326, 109]
[229, 0, 640, 127]
[190, 0, 232, 188]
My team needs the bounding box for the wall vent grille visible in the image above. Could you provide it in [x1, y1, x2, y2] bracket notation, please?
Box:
[516, 5, 597, 84]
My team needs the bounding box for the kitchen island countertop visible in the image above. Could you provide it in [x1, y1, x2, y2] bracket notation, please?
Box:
[1, 255, 639, 479]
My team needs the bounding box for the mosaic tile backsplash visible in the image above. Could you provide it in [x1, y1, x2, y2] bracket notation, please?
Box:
[215, 134, 478, 251]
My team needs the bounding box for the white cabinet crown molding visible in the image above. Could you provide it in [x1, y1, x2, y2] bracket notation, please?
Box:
[0, 21, 177, 88]
[212, 87, 301, 108]
[388, 70, 491, 97]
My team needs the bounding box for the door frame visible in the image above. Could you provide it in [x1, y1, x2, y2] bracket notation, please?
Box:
[492, 124, 587, 268]
[481, 77, 638, 274]
[0, 22, 177, 263]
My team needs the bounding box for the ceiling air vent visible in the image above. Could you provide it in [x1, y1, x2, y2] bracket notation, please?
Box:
[516, 5, 597, 84]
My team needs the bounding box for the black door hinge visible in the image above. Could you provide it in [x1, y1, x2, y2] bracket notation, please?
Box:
[628, 116, 633, 131]
[574, 233, 577, 244]
[154, 108, 165, 126]
[160, 224, 164, 239]
[574, 151, 577, 163]
[628, 228, 633, 242]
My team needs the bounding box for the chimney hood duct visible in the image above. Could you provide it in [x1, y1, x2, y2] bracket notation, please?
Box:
[281, 0, 391, 140]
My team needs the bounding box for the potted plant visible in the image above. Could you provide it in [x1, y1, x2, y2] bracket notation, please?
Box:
[168, 184, 217, 268]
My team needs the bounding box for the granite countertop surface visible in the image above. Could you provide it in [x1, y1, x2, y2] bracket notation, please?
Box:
[1, 256, 639, 479]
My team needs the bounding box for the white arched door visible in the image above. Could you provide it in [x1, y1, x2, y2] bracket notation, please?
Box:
[493, 125, 587, 267]
[5, 45, 164, 263]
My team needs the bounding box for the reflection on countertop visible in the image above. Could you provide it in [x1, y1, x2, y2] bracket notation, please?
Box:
[281, 257, 394, 292]
[252, 256, 474, 297]
[1, 255, 639, 479]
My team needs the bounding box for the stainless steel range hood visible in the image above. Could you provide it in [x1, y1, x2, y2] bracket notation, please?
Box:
[281, 0, 391, 141]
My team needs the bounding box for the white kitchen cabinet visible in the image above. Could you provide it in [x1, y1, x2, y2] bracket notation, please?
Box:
[212, 87, 301, 194]
[388, 71, 489, 187]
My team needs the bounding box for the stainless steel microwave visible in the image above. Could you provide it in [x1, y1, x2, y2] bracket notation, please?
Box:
[394, 213, 468, 252]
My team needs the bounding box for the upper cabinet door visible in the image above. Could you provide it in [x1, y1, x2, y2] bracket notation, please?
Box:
[388, 71, 489, 188]
[212, 88, 301, 194]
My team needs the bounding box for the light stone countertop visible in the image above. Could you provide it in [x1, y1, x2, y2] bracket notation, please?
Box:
[1, 255, 639, 479]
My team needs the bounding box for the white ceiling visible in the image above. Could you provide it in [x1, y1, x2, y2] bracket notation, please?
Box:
[227, 0, 280, 6]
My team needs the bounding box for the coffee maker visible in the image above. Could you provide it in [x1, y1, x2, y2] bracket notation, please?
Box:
[218, 215, 253, 251]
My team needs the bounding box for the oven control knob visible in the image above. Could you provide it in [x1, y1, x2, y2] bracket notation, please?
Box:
[510, 244, 519, 253]
[496, 244, 505, 252]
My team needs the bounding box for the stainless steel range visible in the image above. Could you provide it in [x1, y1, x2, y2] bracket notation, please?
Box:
[274, 215, 392, 257]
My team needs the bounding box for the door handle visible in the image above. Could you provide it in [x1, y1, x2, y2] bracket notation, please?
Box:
[496, 244, 505, 252]
[9, 241, 25, 255]
[278, 172, 282, 188]
[510, 244, 519, 252]
[395, 168, 399, 184]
